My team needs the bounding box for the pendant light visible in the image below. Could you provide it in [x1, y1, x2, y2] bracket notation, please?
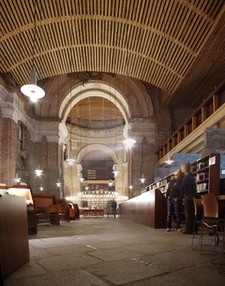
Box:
[20, 0, 45, 103]
[112, 164, 119, 177]
[108, 179, 113, 187]
[56, 179, 61, 188]
[165, 153, 174, 165]
[14, 173, 21, 184]
[35, 167, 43, 177]
[140, 174, 146, 184]
[123, 137, 136, 149]
[123, 123, 136, 149]
[65, 137, 76, 165]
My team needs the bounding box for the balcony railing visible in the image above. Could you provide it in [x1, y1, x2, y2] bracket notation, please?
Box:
[155, 81, 225, 162]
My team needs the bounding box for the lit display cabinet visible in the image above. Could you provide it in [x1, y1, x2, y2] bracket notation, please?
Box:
[8, 185, 37, 234]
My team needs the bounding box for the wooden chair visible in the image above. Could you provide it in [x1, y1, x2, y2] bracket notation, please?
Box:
[47, 204, 67, 225]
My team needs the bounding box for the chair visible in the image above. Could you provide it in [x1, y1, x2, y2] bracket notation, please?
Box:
[191, 198, 204, 250]
[47, 204, 67, 225]
[200, 193, 222, 255]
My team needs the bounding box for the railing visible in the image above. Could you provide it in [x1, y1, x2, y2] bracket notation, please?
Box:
[155, 81, 225, 162]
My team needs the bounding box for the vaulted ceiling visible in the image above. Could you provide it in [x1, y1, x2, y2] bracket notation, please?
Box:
[1, 0, 225, 108]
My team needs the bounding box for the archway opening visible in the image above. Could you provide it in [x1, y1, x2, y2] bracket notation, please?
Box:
[62, 81, 130, 203]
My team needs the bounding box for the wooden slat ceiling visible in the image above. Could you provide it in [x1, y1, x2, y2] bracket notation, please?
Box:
[1, 0, 225, 107]
[70, 97, 123, 120]
[68, 97, 125, 129]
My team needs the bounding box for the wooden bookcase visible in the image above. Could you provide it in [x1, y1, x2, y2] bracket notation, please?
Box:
[145, 153, 221, 196]
[191, 153, 220, 195]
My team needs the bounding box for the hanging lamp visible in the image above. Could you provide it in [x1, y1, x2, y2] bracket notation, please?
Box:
[14, 173, 21, 184]
[123, 137, 136, 149]
[165, 153, 174, 165]
[20, 0, 45, 103]
[108, 179, 113, 187]
[140, 174, 146, 184]
[56, 179, 61, 188]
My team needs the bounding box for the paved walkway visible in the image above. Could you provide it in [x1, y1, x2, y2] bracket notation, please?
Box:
[5, 217, 224, 286]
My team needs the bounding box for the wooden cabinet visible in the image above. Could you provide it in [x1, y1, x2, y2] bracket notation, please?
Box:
[8, 186, 37, 234]
[0, 193, 30, 281]
[120, 189, 167, 228]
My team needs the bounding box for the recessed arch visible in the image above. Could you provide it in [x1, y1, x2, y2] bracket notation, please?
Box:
[59, 82, 130, 125]
[76, 144, 118, 164]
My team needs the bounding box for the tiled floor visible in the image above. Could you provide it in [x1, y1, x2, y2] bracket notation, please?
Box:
[4, 217, 225, 285]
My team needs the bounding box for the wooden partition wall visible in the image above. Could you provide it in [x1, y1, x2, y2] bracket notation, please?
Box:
[120, 189, 167, 228]
[0, 194, 30, 281]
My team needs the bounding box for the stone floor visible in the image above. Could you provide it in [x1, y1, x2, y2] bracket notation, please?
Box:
[4, 217, 225, 286]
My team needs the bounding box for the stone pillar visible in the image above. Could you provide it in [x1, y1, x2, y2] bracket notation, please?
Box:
[128, 118, 156, 195]
[31, 138, 62, 198]
[0, 117, 17, 185]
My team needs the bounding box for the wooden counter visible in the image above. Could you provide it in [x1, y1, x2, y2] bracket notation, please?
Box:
[0, 194, 30, 281]
[120, 189, 167, 228]
[81, 209, 104, 217]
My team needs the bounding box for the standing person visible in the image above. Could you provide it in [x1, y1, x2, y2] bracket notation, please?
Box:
[166, 170, 183, 232]
[111, 199, 117, 218]
[180, 162, 197, 234]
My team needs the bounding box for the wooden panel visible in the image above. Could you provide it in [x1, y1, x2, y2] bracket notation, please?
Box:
[0, 195, 29, 281]
[120, 189, 167, 228]
[33, 193, 57, 209]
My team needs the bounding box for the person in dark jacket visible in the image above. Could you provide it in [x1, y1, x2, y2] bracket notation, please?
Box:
[166, 170, 183, 232]
[111, 199, 117, 218]
[180, 162, 197, 234]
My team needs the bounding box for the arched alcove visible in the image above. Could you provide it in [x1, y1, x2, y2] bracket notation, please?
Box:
[59, 82, 130, 124]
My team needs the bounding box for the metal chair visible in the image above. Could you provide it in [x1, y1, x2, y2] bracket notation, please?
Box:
[191, 198, 203, 250]
[200, 193, 222, 255]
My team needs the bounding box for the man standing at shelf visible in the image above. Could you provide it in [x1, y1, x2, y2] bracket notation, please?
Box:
[180, 162, 197, 234]
[166, 170, 184, 232]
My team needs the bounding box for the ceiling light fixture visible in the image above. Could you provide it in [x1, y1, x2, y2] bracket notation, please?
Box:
[20, 0, 45, 103]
